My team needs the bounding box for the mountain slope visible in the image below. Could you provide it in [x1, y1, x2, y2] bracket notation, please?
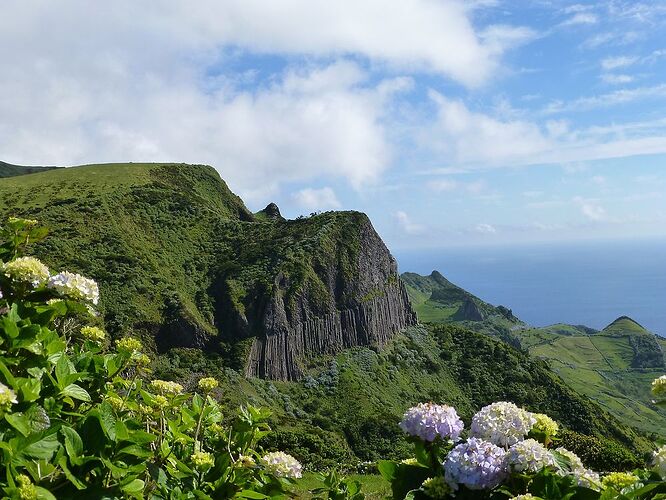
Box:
[402, 271, 522, 345]
[0, 162, 415, 380]
[527, 316, 666, 436]
[0, 160, 59, 178]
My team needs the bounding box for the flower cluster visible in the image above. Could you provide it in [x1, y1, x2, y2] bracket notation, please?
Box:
[511, 495, 536, 500]
[471, 402, 536, 446]
[652, 375, 666, 398]
[531, 413, 558, 437]
[80, 326, 106, 344]
[47, 271, 99, 305]
[399, 402, 464, 442]
[149, 380, 184, 396]
[2, 256, 50, 287]
[261, 451, 303, 479]
[16, 474, 37, 500]
[421, 476, 451, 498]
[654, 445, 666, 480]
[0, 382, 18, 412]
[505, 439, 556, 473]
[602, 472, 639, 491]
[191, 451, 215, 470]
[574, 468, 601, 491]
[116, 337, 143, 353]
[443, 437, 507, 490]
[198, 377, 218, 392]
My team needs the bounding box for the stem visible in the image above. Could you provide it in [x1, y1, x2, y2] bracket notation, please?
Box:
[193, 392, 208, 452]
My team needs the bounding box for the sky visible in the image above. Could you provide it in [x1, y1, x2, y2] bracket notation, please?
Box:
[2, 1, 666, 249]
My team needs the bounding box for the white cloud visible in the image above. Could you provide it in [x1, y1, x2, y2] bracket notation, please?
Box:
[394, 211, 425, 235]
[574, 196, 606, 221]
[601, 56, 638, 70]
[475, 223, 497, 234]
[561, 12, 598, 26]
[600, 73, 634, 84]
[543, 84, 666, 113]
[425, 91, 552, 166]
[293, 187, 341, 211]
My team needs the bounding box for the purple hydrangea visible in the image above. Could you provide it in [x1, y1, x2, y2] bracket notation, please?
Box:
[399, 402, 464, 442]
[443, 437, 507, 490]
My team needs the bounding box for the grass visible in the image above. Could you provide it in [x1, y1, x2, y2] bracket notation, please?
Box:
[293, 474, 390, 499]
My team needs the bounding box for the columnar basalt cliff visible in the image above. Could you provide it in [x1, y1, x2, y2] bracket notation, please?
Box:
[244, 217, 417, 379]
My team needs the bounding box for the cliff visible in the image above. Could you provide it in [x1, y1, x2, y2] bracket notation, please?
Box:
[0, 162, 415, 380]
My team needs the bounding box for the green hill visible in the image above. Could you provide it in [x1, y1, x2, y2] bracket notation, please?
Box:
[527, 316, 666, 436]
[0, 160, 59, 178]
[0, 163, 654, 468]
[402, 271, 522, 345]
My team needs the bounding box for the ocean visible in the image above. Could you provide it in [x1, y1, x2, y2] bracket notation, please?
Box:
[394, 239, 666, 336]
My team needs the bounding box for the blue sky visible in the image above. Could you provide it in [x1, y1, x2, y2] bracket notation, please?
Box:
[2, 1, 666, 248]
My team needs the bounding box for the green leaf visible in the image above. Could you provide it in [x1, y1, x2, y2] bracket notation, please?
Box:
[21, 432, 60, 460]
[15, 377, 42, 402]
[55, 355, 73, 389]
[35, 486, 57, 500]
[1, 315, 20, 338]
[5, 412, 32, 437]
[57, 455, 87, 490]
[61, 426, 83, 461]
[61, 384, 91, 402]
[120, 478, 145, 496]
[237, 490, 270, 499]
[377, 460, 397, 481]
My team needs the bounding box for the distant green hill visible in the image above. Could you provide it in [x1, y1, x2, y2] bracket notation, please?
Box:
[402, 271, 522, 345]
[526, 316, 666, 436]
[0, 160, 59, 178]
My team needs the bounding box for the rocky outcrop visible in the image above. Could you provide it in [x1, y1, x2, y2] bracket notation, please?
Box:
[455, 297, 484, 321]
[243, 216, 417, 380]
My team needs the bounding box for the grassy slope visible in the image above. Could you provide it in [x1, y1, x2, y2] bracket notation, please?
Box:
[0, 160, 59, 178]
[402, 271, 522, 346]
[151, 324, 652, 471]
[527, 317, 666, 436]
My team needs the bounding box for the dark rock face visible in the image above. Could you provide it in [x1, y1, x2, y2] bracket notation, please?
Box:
[455, 297, 484, 321]
[244, 218, 417, 380]
[258, 202, 285, 220]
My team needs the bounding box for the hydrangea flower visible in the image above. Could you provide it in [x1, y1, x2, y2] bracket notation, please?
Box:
[16, 474, 37, 500]
[553, 447, 584, 474]
[2, 256, 50, 287]
[652, 375, 666, 398]
[0, 382, 18, 411]
[47, 271, 99, 305]
[198, 377, 218, 392]
[191, 451, 215, 470]
[510, 495, 536, 500]
[399, 402, 464, 442]
[653, 445, 666, 480]
[238, 455, 256, 468]
[443, 437, 507, 491]
[471, 402, 536, 446]
[505, 438, 556, 473]
[602, 472, 639, 491]
[531, 413, 558, 437]
[149, 380, 184, 396]
[261, 451, 303, 478]
[421, 476, 451, 498]
[80, 326, 106, 344]
[116, 337, 143, 353]
[575, 468, 601, 491]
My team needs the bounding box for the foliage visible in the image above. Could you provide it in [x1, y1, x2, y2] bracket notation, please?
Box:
[0, 218, 309, 498]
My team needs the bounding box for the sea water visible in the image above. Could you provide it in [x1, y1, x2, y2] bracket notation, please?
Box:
[395, 239, 666, 336]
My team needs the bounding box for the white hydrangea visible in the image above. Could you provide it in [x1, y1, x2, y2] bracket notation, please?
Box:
[47, 271, 99, 305]
[443, 437, 507, 491]
[2, 257, 50, 287]
[0, 382, 18, 410]
[652, 375, 666, 398]
[470, 402, 536, 447]
[261, 451, 303, 479]
[505, 439, 556, 473]
[574, 468, 601, 491]
[654, 445, 666, 480]
[399, 402, 464, 442]
[511, 495, 536, 500]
